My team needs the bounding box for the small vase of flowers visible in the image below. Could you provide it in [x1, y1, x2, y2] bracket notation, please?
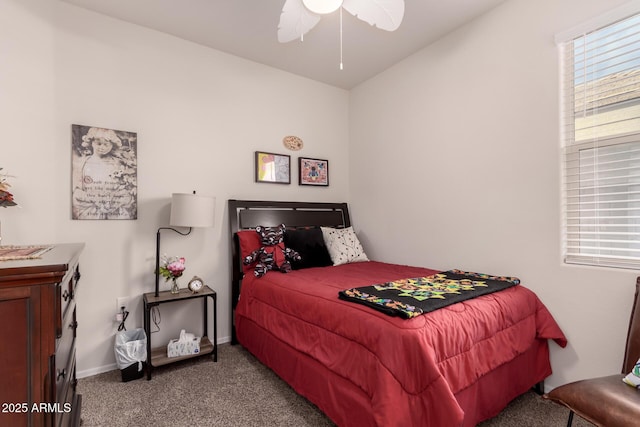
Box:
[0, 168, 17, 208]
[0, 167, 19, 245]
[159, 255, 186, 294]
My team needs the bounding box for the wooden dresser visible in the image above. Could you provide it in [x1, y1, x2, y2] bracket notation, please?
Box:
[0, 243, 84, 427]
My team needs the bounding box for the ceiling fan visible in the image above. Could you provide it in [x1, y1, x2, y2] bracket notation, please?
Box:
[277, 0, 405, 43]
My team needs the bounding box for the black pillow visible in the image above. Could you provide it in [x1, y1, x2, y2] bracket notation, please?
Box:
[284, 228, 333, 270]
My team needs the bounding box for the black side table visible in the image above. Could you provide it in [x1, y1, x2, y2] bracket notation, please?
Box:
[143, 285, 217, 380]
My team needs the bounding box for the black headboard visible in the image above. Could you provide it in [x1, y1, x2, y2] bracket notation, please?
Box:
[228, 199, 351, 343]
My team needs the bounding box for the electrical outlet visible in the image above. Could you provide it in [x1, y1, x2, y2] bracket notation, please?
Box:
[116, 296, 130, 313]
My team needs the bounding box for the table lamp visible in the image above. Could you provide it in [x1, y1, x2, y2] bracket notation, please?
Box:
[155, 191, 215, 297]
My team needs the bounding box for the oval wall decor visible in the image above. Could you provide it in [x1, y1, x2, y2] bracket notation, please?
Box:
[283, 135, 303, 151]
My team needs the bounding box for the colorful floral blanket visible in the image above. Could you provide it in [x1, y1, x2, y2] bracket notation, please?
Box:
[338, 269, 520, 318]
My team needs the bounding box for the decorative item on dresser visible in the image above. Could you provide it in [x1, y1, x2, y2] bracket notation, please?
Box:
[0, 166, 19, 245]
[0, 243, 84, 427]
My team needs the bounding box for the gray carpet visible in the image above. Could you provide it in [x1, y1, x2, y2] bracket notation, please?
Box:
[78, 343, 593, 427]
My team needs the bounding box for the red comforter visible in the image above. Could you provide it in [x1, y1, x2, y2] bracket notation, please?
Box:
[235, 261, 567, 427]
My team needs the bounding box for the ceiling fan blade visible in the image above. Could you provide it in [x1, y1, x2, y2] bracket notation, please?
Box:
[342, 0, 405, 31]
[278, 0, 322, 43]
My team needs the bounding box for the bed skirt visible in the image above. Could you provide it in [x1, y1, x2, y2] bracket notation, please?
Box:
[237, 315, 553, 427]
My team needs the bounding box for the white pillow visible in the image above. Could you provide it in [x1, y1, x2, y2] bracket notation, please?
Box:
[321, 226, 369, 266]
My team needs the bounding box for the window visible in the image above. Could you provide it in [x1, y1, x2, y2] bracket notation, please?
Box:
[560, 9, 640, 269]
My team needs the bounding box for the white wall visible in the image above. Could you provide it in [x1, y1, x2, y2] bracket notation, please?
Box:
[1, 0, 350, 376]
[349, 0, 638, 390]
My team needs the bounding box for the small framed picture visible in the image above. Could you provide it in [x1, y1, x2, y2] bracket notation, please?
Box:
[255, 151, 291, 184]
[299, 157, 329, 186]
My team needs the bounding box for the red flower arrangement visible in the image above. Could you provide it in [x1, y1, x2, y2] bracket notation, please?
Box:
[158, 255, 186, 281]
[0, 168, 17, 208]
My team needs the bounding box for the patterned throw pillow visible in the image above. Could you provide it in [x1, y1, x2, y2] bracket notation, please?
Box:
[321, 226, 369, 266]
[623, 358, 640, 388]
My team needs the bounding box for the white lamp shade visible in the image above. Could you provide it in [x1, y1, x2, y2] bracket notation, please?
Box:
[302, 0, 343, 14]
[169, 193, 215, 228]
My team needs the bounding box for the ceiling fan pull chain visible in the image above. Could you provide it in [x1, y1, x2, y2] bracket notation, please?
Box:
[339, 7, 344, 70]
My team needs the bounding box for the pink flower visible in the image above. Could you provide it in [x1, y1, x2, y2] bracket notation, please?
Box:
[159, 255, 186, 280]
[167, 260, 185, 276]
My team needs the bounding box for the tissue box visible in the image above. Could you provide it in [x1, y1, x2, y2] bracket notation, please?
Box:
[167, 331, 201, 358]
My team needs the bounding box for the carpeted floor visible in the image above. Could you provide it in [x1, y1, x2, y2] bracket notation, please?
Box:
[78, 343, 593, 427]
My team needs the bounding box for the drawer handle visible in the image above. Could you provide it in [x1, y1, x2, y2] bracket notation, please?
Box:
[74, 269, 81, 282]
[69, 320, 78, 331]
[57, 369, 66, 381]
[62, 290, 70, 301]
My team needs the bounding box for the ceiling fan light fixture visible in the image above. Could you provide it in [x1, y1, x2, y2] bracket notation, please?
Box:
[302, 0, 343, 15]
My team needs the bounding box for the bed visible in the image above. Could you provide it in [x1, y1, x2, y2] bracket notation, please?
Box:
[229, 199, 567, 427]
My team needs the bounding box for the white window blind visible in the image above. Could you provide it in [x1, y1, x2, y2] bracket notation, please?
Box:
[561, 10, 640, 269]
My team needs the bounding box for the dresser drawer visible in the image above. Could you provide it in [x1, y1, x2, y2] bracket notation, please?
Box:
[55, 305, 76, 403]
[56, 263, 80, 338]
[55, 350, 77, 427]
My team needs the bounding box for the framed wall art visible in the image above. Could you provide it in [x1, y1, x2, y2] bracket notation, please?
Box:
[255, 151, 291, 184]
[299, 157, 329, 186]
[71, 124, 138, 220]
